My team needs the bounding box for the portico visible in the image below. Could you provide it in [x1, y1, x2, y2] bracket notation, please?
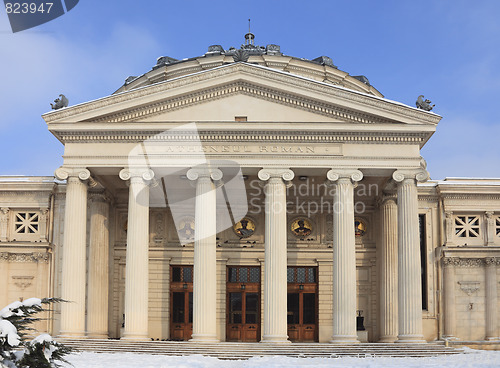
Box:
[42, 50, 441, 343]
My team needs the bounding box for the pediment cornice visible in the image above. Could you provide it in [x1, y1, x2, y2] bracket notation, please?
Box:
[43, 63, 441, 126]
[55, 128, 428, 145]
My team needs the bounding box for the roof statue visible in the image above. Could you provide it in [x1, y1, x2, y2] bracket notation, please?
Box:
[50, 94, 68, 110]
[416, 95, 435, 111]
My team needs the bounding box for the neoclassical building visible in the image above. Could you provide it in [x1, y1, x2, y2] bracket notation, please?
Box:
[1, 36, 500, 345]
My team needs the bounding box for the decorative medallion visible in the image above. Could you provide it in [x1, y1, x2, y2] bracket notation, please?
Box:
[291, 218, 313, 238]
[177, 217, 195, 241]
[233, 217, 256, 238]
[355, 218, 367, 237]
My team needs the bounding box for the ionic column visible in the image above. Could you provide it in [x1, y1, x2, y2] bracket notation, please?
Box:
[55, 167, 91, 338]
[442, 257, 458, 339]
[119, 168, 154, 340]
[485, 257, 499, 340]
[0, 208, 9, 242]
[379, 194, 398, 343]
[392, 169, 428, 343]
[258, 168, 294, 343]
[187, 167, 222, 342]
[87, 192, 110, 338]
[327, 169, 363, 343]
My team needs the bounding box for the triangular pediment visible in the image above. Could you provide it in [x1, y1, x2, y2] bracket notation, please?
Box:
[43, 62, 441, 128]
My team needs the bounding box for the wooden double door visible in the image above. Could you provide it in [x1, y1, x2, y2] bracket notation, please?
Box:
[226, 267, 261, 342]
[287, 267, 318, 342]
[170, 266, 193, 340]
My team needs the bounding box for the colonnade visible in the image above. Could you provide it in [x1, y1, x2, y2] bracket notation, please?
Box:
[55, 165, 428, 343]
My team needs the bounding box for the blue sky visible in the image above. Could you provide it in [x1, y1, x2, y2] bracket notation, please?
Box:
[1, 0, 499, 179]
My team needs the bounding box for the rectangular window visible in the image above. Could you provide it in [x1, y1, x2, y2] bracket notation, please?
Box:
[227, 267, 260, 283]
[287, 267, 316, 283]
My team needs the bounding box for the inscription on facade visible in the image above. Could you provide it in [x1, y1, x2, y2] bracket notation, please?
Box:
[152, 143, 342, 156]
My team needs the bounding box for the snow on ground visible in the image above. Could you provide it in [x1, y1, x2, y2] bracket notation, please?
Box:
[61, 348, 500, 368]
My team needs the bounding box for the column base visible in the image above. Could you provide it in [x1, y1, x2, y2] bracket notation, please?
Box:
[86, 333, 109, 339]
[329, 335, 360, 344]
[378, 336, 397, 343]
[485, 337, 500, 341]
[396, 335, 426, 343]
[121, 333, 149, 341]
[261, 335, 291, 344]
[58, 332, 87, 339]
[189, 334, 219, 343]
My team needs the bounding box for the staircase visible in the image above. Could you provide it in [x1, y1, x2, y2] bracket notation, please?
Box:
[57, 339, 464, 359]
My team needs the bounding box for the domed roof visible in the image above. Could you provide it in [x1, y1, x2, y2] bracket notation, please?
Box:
[114, 38, 383, 98]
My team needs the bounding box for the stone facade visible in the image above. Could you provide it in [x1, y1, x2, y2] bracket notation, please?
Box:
[1, 45, 500, 345]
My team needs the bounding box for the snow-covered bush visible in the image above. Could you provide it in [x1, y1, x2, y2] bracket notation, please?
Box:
[0, 298, 71, 368]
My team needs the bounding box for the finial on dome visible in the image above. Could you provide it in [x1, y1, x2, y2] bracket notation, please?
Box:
[245, 18, 255, 46]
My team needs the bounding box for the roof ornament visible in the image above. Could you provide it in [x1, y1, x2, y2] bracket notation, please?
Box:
[245, 18, 255, 46]
[50, 94, 68, 110]
[416, 95, 435, 111]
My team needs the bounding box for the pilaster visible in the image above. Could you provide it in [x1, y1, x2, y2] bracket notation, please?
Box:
[327, 169, 363, 343]
[486, 212, 496, 246]
[442, 257, 459, 339]
[258, 168, 294, 343]
[0, 208, 9, 242]
[485, 257, 499, 340]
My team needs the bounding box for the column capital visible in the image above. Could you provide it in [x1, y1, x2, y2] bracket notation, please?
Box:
[119, 168, 154, 182]
[186, 167, 222, 181]
[392, 169, 429, 183]
[485, 211, 495, 219]
[55, 167, 91, 181]
[442, 257, 460, 267]
[88, 191, 111, 204]
[378, 193, 397, 207]
[485, 257, 500, 266]
[0, 207, 9, 216]
[327, 169, 363, 183]
[258, 168, 294, 181]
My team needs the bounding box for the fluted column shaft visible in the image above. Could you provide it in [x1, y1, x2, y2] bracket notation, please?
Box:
[87, 193, 110, 338]
[443, 258, 457, 339]
[55, 167, 90, 337]
[379, 195, 398, 343]
[393, 170, 428, 343]
[188, 167, 221, 342]
[485, 258, 499, 340]
[259, 168, 294, 343]
[120, 169, 153, 340]
[327, 169, 363, 343]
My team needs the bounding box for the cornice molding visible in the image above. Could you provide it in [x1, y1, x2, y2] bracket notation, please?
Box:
[54, 129, 427, 145]
[43, 63, 440, 126]
[86, 81, 385, 125]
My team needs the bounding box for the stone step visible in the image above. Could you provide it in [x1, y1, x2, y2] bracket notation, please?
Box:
[57, 339, 464, 359]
